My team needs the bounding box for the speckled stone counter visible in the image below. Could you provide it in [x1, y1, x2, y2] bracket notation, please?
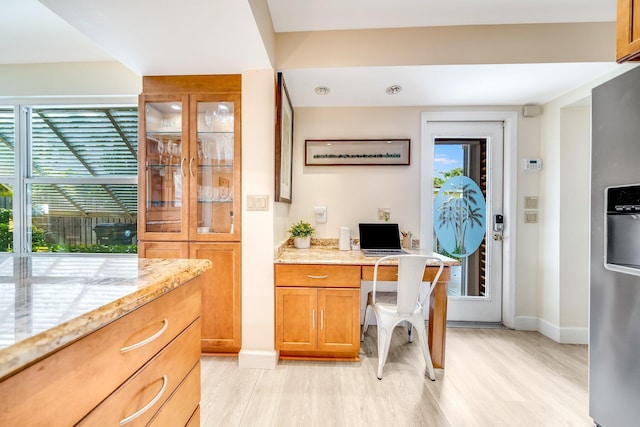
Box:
[274, 243, 458, 266]
[0, 255, 211, 380]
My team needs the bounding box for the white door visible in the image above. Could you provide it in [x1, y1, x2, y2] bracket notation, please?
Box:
[423, 120, 504, 323]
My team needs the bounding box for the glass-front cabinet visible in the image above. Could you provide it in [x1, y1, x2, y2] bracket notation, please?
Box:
[190, 95, 239, 239]
[141, 95, 188, 240]
[138, 75, 242, 355]
[139, 93, 241, 242]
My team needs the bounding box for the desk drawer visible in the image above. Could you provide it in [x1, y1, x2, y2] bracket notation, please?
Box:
[0, 279, 201, 426]
[275, 264, 360, 288]
[78, 319, 201, 426]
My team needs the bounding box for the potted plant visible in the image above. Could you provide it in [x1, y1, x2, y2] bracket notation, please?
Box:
[288, 220, 315, 249]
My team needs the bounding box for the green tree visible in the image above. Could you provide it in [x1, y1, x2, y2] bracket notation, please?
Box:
[0, 208, 48, 252]
[434, 167, 464, 188]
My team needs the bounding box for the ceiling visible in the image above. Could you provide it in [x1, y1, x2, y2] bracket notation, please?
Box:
[0, 0, 623, 107]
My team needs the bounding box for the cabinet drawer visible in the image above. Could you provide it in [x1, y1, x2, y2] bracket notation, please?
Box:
[186, 406, 200, 427]
[0, 279, 201, 426]
[78, 319, 201, 426]
[148, 363, 201, 426]
[275, 264, 360, 288]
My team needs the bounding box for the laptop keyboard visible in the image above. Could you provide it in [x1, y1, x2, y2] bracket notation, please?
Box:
[362, 249, 407, 256]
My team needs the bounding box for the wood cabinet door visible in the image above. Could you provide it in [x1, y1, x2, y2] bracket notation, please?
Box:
[317, 288, 360, 354]
[190, 242, 241, 353]
[188, 93, 242, 242]
[275, 287, 317, 352]
[617, 0, 640, 62]
[138, 241, 189, 258]
[138, 93, 190, 241]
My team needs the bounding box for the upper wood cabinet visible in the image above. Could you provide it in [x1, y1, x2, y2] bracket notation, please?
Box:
[138, 76, 241, 242]
[617, 0, 640, 62]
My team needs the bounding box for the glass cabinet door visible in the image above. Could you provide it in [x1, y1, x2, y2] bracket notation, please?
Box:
[194, 99, 236, 236]
[143, 99, 187, 236]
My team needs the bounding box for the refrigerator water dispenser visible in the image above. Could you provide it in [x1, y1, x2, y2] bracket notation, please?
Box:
[605, 184, 640, 276]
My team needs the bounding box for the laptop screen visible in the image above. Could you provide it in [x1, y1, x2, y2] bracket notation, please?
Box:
[359, 223, 402, 250]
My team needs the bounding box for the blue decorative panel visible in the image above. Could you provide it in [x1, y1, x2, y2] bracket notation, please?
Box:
[434, 176, 486, 258]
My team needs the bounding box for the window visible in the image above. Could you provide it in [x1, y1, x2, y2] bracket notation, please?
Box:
[0, 107, 15, 252]
[0, 105, 138, 253]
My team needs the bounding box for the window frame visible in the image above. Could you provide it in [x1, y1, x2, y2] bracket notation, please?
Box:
[0, 97, 138, 254]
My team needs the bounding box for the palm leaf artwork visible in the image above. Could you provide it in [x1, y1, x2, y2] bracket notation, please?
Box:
[434, 176, 486, 258]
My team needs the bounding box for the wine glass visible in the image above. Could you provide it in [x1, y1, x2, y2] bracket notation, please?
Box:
[156, 138, 165, 164]
[204, 109, 214, 132]
[214, 104, 231, 124]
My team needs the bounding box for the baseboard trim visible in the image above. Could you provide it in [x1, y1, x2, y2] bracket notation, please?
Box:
[537, 318, 561, 342]
[531, 318, 588, 344]
[238, 349, 279, 369]
[515, 316, 587, 344]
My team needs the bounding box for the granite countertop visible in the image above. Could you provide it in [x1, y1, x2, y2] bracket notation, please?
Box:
[274, 240, 459, 266]
[0, 255, 211, 380]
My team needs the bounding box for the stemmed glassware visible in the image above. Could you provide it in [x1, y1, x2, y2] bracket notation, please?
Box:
[205, 109, 215, 132]
[156, 138, 165, 164]
[214, 104, 230, 124]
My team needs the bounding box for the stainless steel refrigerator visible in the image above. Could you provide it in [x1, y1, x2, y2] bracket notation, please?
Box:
[591, 66, 640, 427]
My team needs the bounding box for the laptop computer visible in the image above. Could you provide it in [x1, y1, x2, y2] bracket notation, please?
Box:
[359, 223, 408, 256]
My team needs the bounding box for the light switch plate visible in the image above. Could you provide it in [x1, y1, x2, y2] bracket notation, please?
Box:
[524, 196, 538, 209]
[247, 195, 269, 211]
[524, 211, 538, 223]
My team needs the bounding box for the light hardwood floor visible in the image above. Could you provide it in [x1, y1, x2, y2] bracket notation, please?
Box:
[201, 327, 591, 426]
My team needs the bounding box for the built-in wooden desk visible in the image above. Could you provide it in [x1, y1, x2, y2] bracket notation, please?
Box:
[274, 246, 456, 368]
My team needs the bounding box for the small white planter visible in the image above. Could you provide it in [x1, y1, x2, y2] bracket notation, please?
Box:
[293, 236, 311, 249]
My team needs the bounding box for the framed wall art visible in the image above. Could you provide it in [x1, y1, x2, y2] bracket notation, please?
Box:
[304, 139, 410, 166]
[274, 72, 294, 203]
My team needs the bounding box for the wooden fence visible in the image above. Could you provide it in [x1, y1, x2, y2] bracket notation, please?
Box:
[38, 216, 137, 246]
[0, 197, 137, 248]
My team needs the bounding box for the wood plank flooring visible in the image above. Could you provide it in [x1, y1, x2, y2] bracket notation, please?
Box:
[200, 327, 591, 426]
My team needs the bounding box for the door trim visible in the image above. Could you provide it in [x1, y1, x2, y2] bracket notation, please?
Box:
[420, 111, 518, 328]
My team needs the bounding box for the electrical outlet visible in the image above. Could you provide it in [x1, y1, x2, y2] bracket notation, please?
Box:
[378, 208, 391, 221]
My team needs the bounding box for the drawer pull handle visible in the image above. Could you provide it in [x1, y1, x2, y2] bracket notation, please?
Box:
[119, 375, 168, 426]
[120, 319, 168, 353]
[307, 275, 329, 279]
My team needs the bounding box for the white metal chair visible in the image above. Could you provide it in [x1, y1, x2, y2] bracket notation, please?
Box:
[361, 254, 444, 380]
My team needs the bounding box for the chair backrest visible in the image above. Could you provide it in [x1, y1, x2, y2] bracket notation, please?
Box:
[373, 254, 445, 315]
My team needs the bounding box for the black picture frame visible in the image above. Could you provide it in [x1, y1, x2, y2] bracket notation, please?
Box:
[275, 72, 293, 203]
[304, 139, 411, 166]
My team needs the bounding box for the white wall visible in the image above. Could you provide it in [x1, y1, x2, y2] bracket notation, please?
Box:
[286, 107, 423, 240]
[560, 105, 590, 339]
[514, 113, 543, 329]
[239, 69, 278, 368]
[0, 62, 140, 98]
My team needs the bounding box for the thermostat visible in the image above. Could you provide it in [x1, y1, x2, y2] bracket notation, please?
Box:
[522, 158, 542, 172]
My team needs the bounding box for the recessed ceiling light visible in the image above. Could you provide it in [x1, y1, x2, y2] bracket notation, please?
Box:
[170, 103, 182, 111]
[315, 86, 331, 95]
[386, 85, 402, 95]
